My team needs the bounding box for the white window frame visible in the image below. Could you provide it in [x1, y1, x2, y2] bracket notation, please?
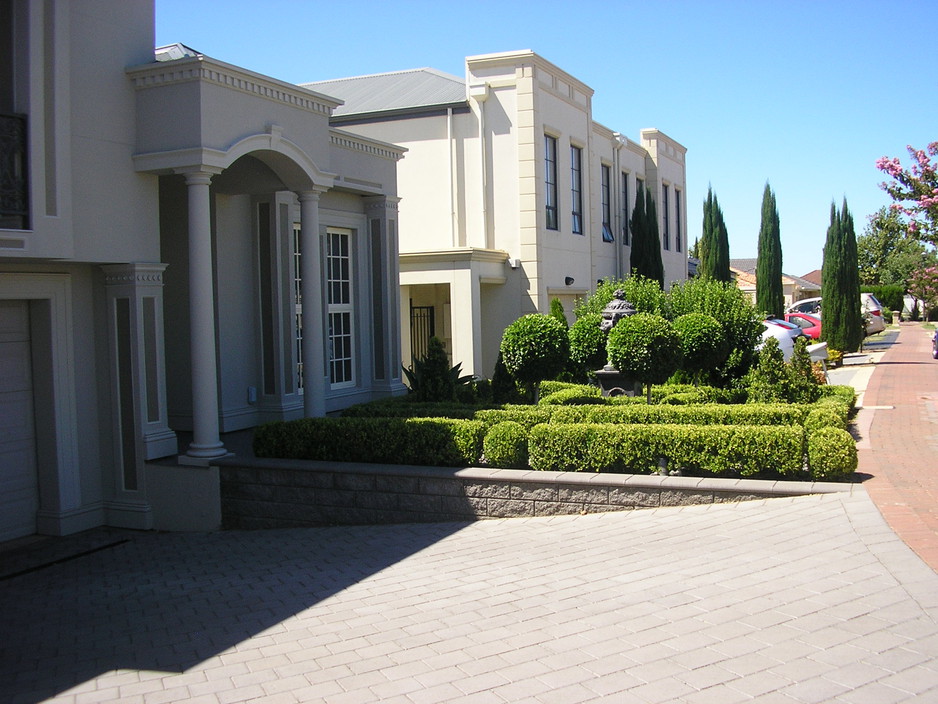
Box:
[326, 227, 355, 389]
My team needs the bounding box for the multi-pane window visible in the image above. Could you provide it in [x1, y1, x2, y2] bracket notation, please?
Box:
[675, 189, 682, 253]
[293, 224, 304, 390]
[662, 184, 670, 250]
[601, 165, 614, 242]
[570, 145, 583, 235]
[621, 172, 630, 246]
[327, 228, 354, 387]
[545, 135, 559, 230]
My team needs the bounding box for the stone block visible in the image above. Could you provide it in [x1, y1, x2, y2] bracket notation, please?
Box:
[558, 486, 608, 504]
[315, 488, 357, 507]
[609, 488, 659, 507]
[659, 489, 713, 506]
[355, 492, 400, 511]
[399, 494, 443, 514]
[335, 473, 376, 491]
[511, 483, 559, 501]
[375, 475, 419, 494]
[440, 496, 487, 517]
[487, 499, 535, 518]
[533, 501, 584, 517]
[418, 477, 463, 496]
[461, 481, 511, 499]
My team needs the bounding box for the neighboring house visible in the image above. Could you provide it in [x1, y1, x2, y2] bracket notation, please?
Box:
[0, 0, 404, 540]
[304, 51, 689, 378]
[729, 259, 821, 311]
[802, 268, 823, 288]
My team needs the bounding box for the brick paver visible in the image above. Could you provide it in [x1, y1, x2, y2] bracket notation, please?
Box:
[857, 323, 938, 572]
[3, 489, 938, 703]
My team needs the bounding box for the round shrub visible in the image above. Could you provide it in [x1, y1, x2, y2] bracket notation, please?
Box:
[672, 312, 728, 381]
[804, 408, 847, 433]
[807, 427, 858, 481]
[606, 313, 683, 390]
[483, 421, 529, 469]
[500, 314, 570, 397]
[568, 312, 607, 371]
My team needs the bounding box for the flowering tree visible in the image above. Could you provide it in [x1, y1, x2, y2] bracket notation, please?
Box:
[907, 266, 938, 319]
[876, 142, 938, 246]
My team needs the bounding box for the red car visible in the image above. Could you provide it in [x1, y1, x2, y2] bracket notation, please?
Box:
[785, 312, 822, 340]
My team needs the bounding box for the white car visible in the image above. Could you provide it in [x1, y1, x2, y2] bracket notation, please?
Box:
[785, 294, 886, 335]
[758, 320, 795, 361]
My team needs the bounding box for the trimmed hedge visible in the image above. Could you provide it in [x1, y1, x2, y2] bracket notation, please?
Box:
[483, 421, 529, 469]
[577, 403, 809, 426]
[528, 423, 806, 478]
[538, 388, 606, 405]
[807, 427, 857, 480]
[253, 417, 484, 466]
[341, 399, 487, 419]
[818, 385, 857, 413]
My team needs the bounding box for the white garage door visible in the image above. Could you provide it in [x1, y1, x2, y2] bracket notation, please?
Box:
[0, 300, 38, 542]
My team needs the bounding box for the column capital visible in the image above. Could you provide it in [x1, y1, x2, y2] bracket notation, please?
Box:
[180, 170, 221, 187]
[298, 187, 329, 202]
[363, 195, 401, 213]
[100, 262, 168, 287]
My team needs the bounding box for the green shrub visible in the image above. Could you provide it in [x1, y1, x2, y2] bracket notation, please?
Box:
[500, 314, 570, 400]
[549, 297, 569, 327]
[606, 313, 683, 402]
[819, 385, 857, 412]
[672, 312, 728, 384]
[804, 408, 847, 432]
[538, 380, 593, 397]
[342, 399, 483, 419]
[474, 406, 555, 430]
[746, 336, 792, 403]
[402, 337, 472, 402]
[528, 423, 805, 477]
[253, 417, 484, 466]
[811, 396, 851, 425]
[574, 276, 665, 319]
[807, 427, 857, 480]
[568, 313, 607, 375]
[583, 403, 808, 426]
[788, 337, 822, 403]
[539, 387, 605, 405]
[483, 421, 529, 469]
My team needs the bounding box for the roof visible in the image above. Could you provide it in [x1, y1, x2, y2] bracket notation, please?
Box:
[801, 268, 823, 286]
[301, 68, 467, 117]
[729, 259, 820, 291]
[155, 43, 201, 62]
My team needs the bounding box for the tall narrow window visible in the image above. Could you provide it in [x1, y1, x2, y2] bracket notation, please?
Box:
[675, 189, 682, 253]
[544, 135, 558, 230]
[292, 224, 304, 390]
[662, 184, 670, 251]
[621, 173, 630, 245]
[571, 145, 583, 234]
[601, 165, 614, 242]
[327, 228, 354, 387]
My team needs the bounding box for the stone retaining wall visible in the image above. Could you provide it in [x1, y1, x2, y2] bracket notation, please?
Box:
[217, 458, 854, 530]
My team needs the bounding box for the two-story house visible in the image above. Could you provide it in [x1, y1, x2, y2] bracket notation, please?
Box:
[0, 0, 404, 540]
[305, 51, 688, 378]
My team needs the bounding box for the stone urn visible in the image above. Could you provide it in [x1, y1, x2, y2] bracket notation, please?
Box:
[595, 289, 641, 397]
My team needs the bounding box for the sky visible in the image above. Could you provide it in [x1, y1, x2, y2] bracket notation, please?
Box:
[155, 0, 937, 277]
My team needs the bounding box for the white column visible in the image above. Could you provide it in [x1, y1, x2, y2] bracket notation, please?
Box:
[299, 190, 326, 417]
[183, 172, 227, 463]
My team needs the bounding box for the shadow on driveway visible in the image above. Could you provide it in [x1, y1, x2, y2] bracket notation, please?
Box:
[0, 522, 466, 703]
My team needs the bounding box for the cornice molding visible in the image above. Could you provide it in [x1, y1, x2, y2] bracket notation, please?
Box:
[126, 56, 341, 117]
[100, 262, 168, 286]
[330, 129, 406, 162]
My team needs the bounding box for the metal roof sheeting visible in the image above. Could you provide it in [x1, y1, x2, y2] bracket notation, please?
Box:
[302, 68, 467, 117]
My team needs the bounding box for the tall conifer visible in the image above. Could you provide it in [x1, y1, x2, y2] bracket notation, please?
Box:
[756, 183, 784, 317]
[699, 187, 731, 282]
[821, 200, 864, 352]
[629, 187, 647, 276]
[643, 188, 665, 287]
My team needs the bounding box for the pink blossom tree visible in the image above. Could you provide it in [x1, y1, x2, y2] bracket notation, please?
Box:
[907, 265, 938, 319]
[876, 142, 938, 246]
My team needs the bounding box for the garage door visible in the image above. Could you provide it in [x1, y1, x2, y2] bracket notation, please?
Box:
[0, 300, 38, 542]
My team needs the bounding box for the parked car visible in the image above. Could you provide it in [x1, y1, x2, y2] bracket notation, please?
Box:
[765, 317, 807, 342]
[785, 294, 886, 335]
[758, 320, 796, 361]
[933, 329, 938, 360]
[785, 312, 822, 339]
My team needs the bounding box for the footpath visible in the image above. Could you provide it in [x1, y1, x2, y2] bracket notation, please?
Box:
[850, 322, 938, 573]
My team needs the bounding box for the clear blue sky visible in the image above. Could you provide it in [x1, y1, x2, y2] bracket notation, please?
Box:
[156, 0, 936, 277]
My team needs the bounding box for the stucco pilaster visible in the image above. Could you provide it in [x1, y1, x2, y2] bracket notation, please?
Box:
[299, 189, 327, 417]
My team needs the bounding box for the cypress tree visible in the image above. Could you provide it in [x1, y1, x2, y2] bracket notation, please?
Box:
[756, 183, 784, 317]
[821, 199, 864, 352]
[629, 187, 664, 287]
[699, 187, 731, 282]
[629, 186, 647, 276]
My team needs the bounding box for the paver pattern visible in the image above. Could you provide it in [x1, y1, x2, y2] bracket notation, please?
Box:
[857, 324, 938, 572]
[3, 490, 938, 703]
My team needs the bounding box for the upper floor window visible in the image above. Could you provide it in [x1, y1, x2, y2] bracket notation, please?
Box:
[675, 189, 682, 253]
[571, 145, 583, 235]
[544, 135, 559, 230]
[621, 173, 630, 246]
[601, 165, 614, 242]
[662, 184, 670, 250]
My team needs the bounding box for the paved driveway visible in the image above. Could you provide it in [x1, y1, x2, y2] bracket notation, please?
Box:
[3, 491, 938, 703]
